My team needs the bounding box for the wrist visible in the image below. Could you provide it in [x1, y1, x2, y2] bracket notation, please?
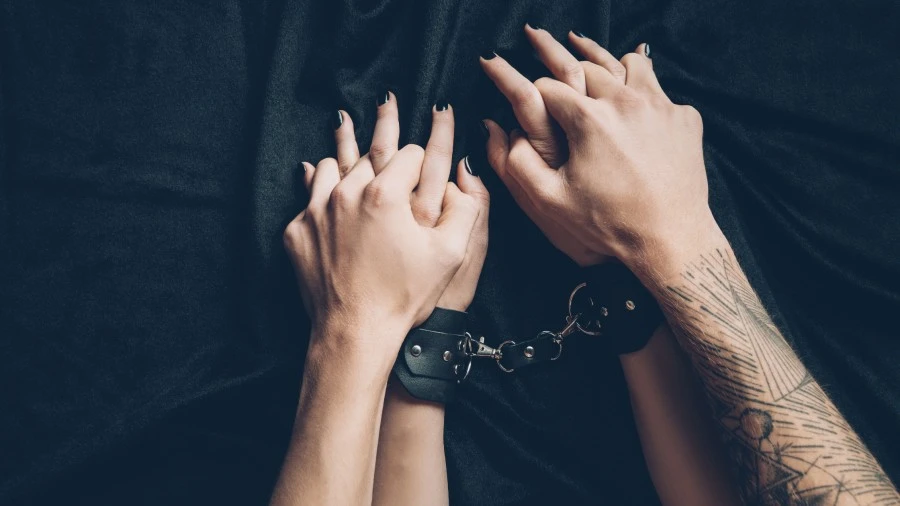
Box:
[305, 320, 410, 383]
[622, 215, 730, 290]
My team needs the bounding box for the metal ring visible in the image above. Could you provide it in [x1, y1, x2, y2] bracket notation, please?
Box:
[568, 282, 603, 336]
[550, 340, 563, 361]
[496, 340, 516, 373]
[457, 356, 473, 383]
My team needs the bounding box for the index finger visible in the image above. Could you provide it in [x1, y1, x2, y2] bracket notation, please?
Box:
[479, 53, 555, 141]
[525, 24, 587, 94]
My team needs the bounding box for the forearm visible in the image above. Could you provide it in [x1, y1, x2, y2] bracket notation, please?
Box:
[372, 380, 449, 506]
[270, 331, 395, 506]
[621, 324, 740, 506]
[633, 230, 900, 505]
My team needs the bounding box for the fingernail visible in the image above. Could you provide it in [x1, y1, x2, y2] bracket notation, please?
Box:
[527, 22, 544, 31]
[479, 120, 490, 140]
[332, 110, 343, 130]
[480, 50, 497, 60]
[376, 90, 391, 106]
[464, 156, 478, 177]
[643, 43, 651, 58]
[573, 30, 586, 38]
[297, 161, 306, 174]
[435, 101, 450, 112]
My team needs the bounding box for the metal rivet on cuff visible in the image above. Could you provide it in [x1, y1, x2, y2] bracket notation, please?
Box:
[625, 300, 636, 311]
[443, 350, 453, 361]
[524, 346, 535, 358]
[411, 344, 422, 357]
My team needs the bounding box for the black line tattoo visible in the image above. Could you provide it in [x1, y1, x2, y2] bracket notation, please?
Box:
[662, 248, 899, 506]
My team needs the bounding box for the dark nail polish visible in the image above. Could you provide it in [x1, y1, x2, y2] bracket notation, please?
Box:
[332, 110, 343, 130]
[481, 50, 497, 60]
[643, 44, 651, 58]
[464, 156, 478, 177]
[376, 90, 391, 106]
[435, 101, 450, 112]
[528, 22, 544, 31]
[479, 120, 490, 139]
[297, 161, 306, 174]
[573, 30, 586, 38]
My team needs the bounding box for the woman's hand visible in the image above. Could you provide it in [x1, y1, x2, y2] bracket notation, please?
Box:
[481, 27, 716, 276]
[330, 95, 490, 314]
[283, 103, 482, 364]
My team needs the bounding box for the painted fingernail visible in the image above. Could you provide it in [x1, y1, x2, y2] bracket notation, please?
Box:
[573, 30, 587, 38]
[435, 101, 450, 112]
[527, 22, 544, 31]
[297, 161, 306, 174]
[479, 120, 490, 139]
[643, 43, 651, 58]
[480, 50, 497, 60]
[376, 90, 391, 106]
[464, 156, 478, 177]
[331, 110, 343, 130]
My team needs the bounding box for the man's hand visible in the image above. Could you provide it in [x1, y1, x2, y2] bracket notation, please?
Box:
[483, 28, 718, 276]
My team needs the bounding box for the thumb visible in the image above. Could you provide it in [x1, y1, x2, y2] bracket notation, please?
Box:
[434, 183, 479, 261]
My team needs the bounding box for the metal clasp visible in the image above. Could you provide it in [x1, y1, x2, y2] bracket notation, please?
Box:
[461, 333, 502, 360]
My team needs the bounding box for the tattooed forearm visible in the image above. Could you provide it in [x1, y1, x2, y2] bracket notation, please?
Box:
[659, 248, 899, 506]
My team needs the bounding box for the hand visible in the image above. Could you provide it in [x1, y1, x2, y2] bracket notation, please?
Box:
[333, 95, 490, 313]
[283, 100, 481, 359]
[480, 27, 609, 267]
[482, 28, 719, 276]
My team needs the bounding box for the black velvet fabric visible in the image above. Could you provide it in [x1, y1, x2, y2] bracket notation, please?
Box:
[1, 1, 898, 504]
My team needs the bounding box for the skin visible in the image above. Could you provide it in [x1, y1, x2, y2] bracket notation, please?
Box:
[330, 94, 490, 506]
[272, 98, 487, 505]
[478, 26, 739, 506]
[483, 26, 900, 506]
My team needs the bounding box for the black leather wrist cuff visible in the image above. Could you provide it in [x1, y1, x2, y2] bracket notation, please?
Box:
[580, 263, 664, 355]
[392, 308, 469, 403]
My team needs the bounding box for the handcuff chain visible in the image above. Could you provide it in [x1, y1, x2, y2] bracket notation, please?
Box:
[457, 282, 594, 374]
[460, 312, 584, 373]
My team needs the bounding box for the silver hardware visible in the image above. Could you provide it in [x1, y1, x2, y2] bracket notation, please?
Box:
[496, 340, 517, 372]
[442, 350, 452, 361]
[568, 282, 603, 336]
[410, 344, 422, 357]
[625, 300, 636, 311]
[599, 307, 608, 317]
[462, 334, 503, 360]
[524, 346, 535, 358]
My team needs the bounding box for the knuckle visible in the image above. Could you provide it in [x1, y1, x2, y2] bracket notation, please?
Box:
[561, 61, 585, 82]
[328, 184, 355, 210]
[412, 200, 441, 225]
[282, 220, 303, 249]
[363, 180, 393, 206]
[683, 105, 703, 126]
[368, 142, 394, 161]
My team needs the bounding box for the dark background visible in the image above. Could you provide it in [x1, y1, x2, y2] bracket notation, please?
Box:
[1, 0, 898, 504]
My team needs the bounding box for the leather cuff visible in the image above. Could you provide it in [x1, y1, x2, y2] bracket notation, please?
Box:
[392, 308, 469, 403]
[579, 263, 664, 354]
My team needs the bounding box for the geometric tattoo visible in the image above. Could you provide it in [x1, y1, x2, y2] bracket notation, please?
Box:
[663, 249, 900, 505]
